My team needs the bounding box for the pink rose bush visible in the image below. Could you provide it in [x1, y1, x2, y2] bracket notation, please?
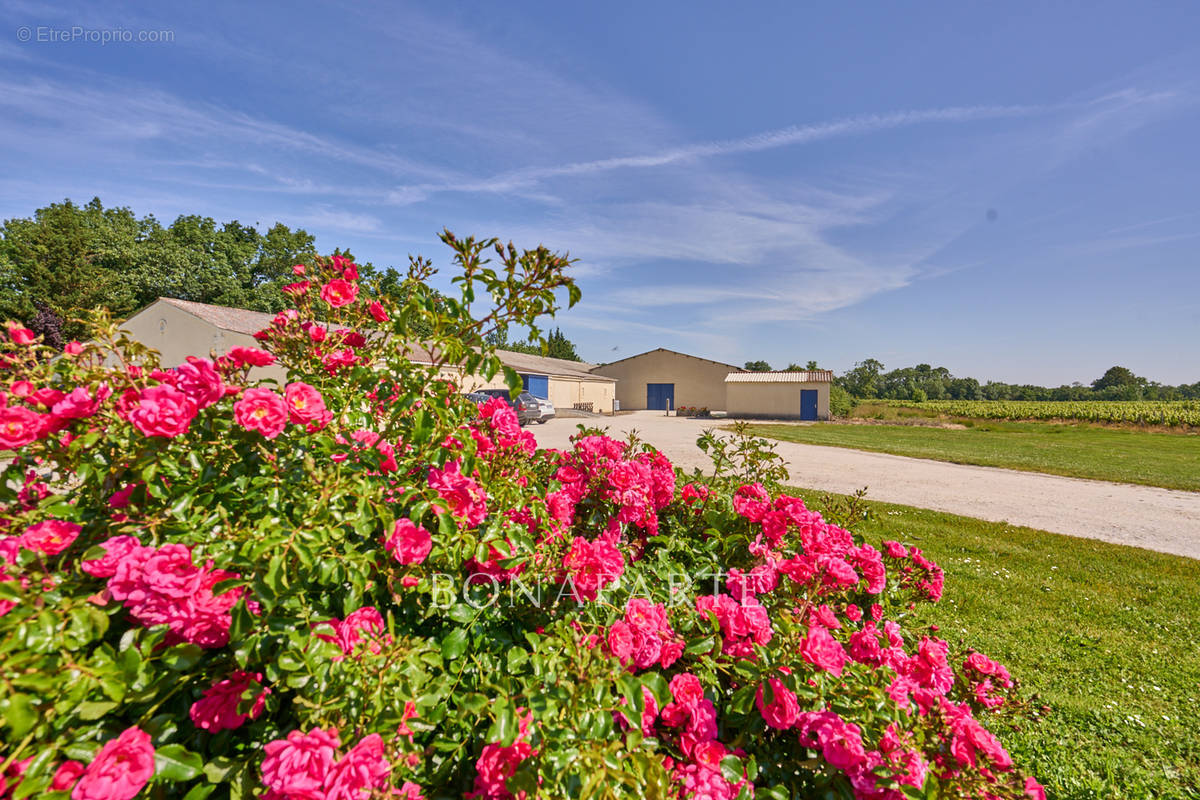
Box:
[71, 726, 155, 800]
[0, 239, 1043, 800]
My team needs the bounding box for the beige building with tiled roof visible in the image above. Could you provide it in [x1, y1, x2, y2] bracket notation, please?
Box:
[590, 348, 831, 419]
[120, 298, 616, 413]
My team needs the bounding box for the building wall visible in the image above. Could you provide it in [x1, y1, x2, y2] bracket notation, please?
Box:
[119, 300, 617, 412]
[725, 382, 831, 420]
[119, 301, 286, 381]
[457, 371, 512, 393]
[553, 378, 614, 414]
[459, 372, 614, 414]
[591, 350, 733, 411]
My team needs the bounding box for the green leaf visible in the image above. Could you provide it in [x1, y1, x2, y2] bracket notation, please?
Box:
[719, 755, 745, 784]
[154, 744, 203, 781]
[277, 651, 305, 671]
[493, 701, 516, 747]
[4, 693, 37, 737]
[12, 747, 57, 800]
[183, 783, 217, 800]
[164, 644, 205, 672]
[506, 646, 527, 672]
[440, 627, 469, 661]
[76, 700, 120, 720]
[640, 673, 670, 707]
[460, 693, 489, 715]
[202, 757, 237, 784]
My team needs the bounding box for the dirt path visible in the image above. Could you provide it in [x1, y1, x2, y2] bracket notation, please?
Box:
[533, 412, 1200, 560]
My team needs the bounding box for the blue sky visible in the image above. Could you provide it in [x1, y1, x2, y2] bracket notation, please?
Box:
[2, 1, 1199, 384]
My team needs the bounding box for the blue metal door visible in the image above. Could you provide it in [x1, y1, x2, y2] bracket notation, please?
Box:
[646, 383, 675, 410]
[800, 389, 818, 420]
[522, 374, 549, 399]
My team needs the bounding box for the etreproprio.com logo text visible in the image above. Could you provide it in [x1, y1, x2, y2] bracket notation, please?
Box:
[16, 26, 175, 45]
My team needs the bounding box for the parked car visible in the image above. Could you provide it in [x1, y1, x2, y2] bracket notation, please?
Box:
[463, 392, 491, 406]
[474, 388, 540, 426]
[532, 397, 555, 424]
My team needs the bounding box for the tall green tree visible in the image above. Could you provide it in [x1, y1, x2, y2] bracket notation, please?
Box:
[840, 358, 884, 397]
[1091, 366, 1144, 392]
[486, 324, 582, 362]
[744, 360, 772, 372]
[0, 198, 319, 340]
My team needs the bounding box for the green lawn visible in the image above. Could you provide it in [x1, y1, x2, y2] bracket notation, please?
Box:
[797, 488, 1200, 800]
[743, 420, 1200, 491]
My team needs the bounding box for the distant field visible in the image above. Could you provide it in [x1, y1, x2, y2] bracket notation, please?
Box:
[745, 420, 1200, 491]
[866, 398, 1200, 427]
[797, 488, 1200, 800]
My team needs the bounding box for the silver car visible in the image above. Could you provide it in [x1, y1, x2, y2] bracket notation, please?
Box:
[533, 396, 555, 423]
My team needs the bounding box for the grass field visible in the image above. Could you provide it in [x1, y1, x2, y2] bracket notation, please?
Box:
[744, 419, 1200, 491]
[865, 398, 1200, 427]
[799, 488, 1200, 800]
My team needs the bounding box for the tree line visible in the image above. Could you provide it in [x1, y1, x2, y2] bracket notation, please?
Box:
[743, 358, 1198, 401]
[0, 198, 583, 361]
[837, 360, 1200, 402]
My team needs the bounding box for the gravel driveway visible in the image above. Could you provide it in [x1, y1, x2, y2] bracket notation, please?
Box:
[533, 412, 1200, 560]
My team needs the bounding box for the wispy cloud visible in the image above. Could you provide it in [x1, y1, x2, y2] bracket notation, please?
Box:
[387, 102, 1052, 200]
[0, 75, 464, 184]
[1105, 210, 1200, 235]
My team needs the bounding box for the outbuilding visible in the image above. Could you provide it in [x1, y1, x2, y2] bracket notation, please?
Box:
[724, 370, 833, 420]
[119, 298, 616, 413]
[589, 348, 743, 411]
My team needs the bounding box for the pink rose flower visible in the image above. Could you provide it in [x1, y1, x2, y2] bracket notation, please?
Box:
[469, 709, 535, 800]
[428, 462, 488, 527]
[28, 387, 65, 408]
[607, 621, 636, 664]
[128, 384, 198, 438]
[174, 357, 225, 408]
[81, 535, 145, 578]
[320, 279, 359, 308]
[561, 536, 624, 602]
[52, 761, 85, 791]
[325, 734, 392, 800]
[799, 625, 847, 677]
[190, 671, 269, 732]
[227, 346, 276, 367]
[284, 382, 328, 425]
[385, 519, 433, 565]
[668, 673, 706, 709]
[367, 301, 389, 323]
[20, 519, 81, 555]
[72, 726, 155, 800]
[756, 676, 801, 730]
[0, 405, 43, 449]
[315, 607, 388, 658]
[8, 326, 35, 345]
[51, 385, 109, 419]
[108, 484, 139, 509]
[261, 728, 340, 799]
[234, 387, 289, 438]
[399, 782, 425, 800]
[64, 341, 84, 356]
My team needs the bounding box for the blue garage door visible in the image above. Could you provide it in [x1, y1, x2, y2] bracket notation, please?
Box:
[522, 374, 549, 399]
[646, 383, 675, 411]
[800, 389, 818, 420]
